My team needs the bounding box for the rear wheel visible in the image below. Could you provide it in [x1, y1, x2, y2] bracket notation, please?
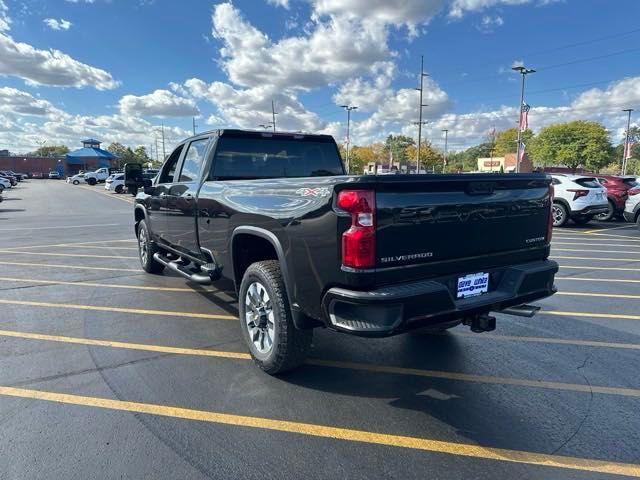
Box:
[552, 202, 568, 227]
[573, 215, 593, 225]
[239, 260, 312, 374]
[87, 178, 97, 186]
[72, 180, 79, 185]
[594, 200, 615, 221]
[137, 219, 165, 274]
[115, 184, 124, 194]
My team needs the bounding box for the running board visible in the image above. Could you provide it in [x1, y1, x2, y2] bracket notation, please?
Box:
[499, 304, 540, 318]
[153, 252, 212, 285]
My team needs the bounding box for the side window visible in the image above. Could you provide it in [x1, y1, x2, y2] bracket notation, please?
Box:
[158, 145, 184, 184]
[179, 138, 210, 182]
[552, 178, 561, 185]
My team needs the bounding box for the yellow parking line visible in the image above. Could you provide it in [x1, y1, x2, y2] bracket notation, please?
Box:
[552, 235, 640, 243]
[2, 328, 640, 398]
[584, 224, 637, 235]
[554, 248, 640, 255]
[554, 232, 640, 240]
[0, 299, 236, 320]
[40, 245, 138, 251]
[553, 241, 640, 248]
[0, 239, 136, 251]
[0, 277, 199, 293]
[553, 255, 640, 262]
[76, 185, 134, 204]
[0, 250, 137, 259]
[556, 276, 640, 284]
[560, 265, 640, 272]
[0, 386, 638, 477]
[0, 261, 140, 272]
[557, 291, 640, 300]
[544, 310, 640, 321]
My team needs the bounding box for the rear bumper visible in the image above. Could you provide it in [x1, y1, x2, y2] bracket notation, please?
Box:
[571, 203, 609, 216]
[321, 259, 558, 337]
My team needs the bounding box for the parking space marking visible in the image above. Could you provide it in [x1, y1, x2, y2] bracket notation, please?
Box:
[560, 265, 640, 272]
[558, 291, 640, 299]
[544, 310, 640, 321]
[0, 250, 137, 259]
[553, 248, 640, 255]
[0, 239, 136, 251]
[553, 255, 640, 262]
[0, 299, 236, 320]
[0, 261, 141, 273]
[3, 328, 640, 398]
[0, 223, 125, 232]
[552, 235, 640, 242]
[35, 245, 138, 251]
[0, 277, 203, 293]
[553, 241, 640, 248]
[557, 276, 640, 284]
[583, 224, 638, 235]
[0, 386, 638, 477]
[553, 232, 640, 240]
[76, 185, 135, 205]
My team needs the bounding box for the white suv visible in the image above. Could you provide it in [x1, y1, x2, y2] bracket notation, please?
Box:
[623, 186, 640, 224]
[105, 173, 125, 193]
[551, 174, 608, 226]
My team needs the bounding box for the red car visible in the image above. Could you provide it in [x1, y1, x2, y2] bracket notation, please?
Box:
[594, 175, 639, 221]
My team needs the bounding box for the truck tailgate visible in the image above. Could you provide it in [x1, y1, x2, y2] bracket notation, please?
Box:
[373, 174, 551, 269]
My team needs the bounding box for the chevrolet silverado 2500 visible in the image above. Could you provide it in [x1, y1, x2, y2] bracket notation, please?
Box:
[125, 129, 558, 374]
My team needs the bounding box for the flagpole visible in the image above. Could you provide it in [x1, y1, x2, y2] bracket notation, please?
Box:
[622, 109, 634, 175]
[512, 66, 535, 173]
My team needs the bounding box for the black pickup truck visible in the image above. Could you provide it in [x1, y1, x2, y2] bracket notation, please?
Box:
[125, 129, 557, 374]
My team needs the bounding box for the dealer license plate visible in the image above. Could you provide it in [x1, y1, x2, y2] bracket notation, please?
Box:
[457, 272, 489, 299]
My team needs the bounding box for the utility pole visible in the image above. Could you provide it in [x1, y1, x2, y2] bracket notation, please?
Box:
[154, 135, 160, 163]
[341, 105, 358, 174]
[161, 123, 166, 161]
[271, 100, 277, 132]
[442, 129, 448, 174]
[415, 55, 429, 174]
[622, 109, 634, 175]
[192, 117, 197, 136]
[512, 65, 535, 173]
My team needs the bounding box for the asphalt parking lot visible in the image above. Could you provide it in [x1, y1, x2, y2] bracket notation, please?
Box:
[1, 179, 640, 479]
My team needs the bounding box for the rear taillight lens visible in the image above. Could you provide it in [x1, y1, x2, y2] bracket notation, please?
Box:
[629, 188, 640, 196]
[337, 190, 375, 269]
[566, 189, 589, 201]
[546, 184, 554, 243]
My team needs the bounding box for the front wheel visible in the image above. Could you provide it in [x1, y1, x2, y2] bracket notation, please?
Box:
[115, 184, 124, 194]
[239, 260, 312, 375]
[137, 219, 165, 274]
[594, 200, 615, 221]
[552, 202, 568, 227]
[87, 178, 97, 186]
[72, 180, 79, 185]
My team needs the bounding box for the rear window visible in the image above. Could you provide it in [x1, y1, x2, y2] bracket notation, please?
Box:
[209, 137, 344, 180]
[623, 178, 638, 187]
[574, 178, 601, 188]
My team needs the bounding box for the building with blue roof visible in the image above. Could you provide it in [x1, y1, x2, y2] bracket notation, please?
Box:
[65, 139, 118, 175]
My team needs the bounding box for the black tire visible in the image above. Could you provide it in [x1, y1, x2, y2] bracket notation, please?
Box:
[594, 200, 615, 222]
[239, 260, 312, 374]
[129, 186, 138, 196]
[115, 184, 124, 194]
[137, 219, 165, 274]
[72, 180, 79, 185]
[552, 202, 568, 227]
[87, 177, 97, 186]
[573, 215, 593, 225]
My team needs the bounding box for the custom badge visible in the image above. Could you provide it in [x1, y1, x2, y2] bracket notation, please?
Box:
[295, 187, 331, 197]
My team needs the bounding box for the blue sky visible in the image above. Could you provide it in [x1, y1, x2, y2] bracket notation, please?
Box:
[1, 0, 639, 153]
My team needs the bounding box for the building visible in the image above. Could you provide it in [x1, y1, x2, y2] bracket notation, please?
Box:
[0, 154, 66, 176]
[477, 153, 533, 173]
[65, 139, 118, 175]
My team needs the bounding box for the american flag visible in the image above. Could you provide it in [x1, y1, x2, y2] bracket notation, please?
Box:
[625, 133, 634, 159]
[518, 141, 526, 164]
[519, 103, 530, 132]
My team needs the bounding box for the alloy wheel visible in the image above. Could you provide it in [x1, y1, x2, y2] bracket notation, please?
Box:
[245, 282, 275, 354]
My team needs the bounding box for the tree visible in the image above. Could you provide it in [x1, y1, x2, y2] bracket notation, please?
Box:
[32, 145, 69, 157]
[350, 143, 385, 174]
[384, 134, 415, 165]
[405, 141, 443, 172]
[494, 128, 534, 156]
[530, 121, 613, 172]
[445, 142, 493, 172]
[134, 146, 152, 165]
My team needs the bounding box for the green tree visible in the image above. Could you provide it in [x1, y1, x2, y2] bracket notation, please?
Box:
[32, 145, 69, 157]
[446, 142, 493, 172]
[134, 146, 151, 165]
[384, 134, 415, 165]
[405, 141, 443, 172]
[494, 128, 534, 156]
[530, 121, 613, 172]
[612, 126, 640, 172]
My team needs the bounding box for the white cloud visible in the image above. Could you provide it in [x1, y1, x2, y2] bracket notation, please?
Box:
[0, 0, 11, 32]
[267, 0, 290, 8]
[43, 18, 72, 31]
[119, 89, 199, 117]
[449, 0, 550, 18]
[0, 33, 119, 89]
[0, 87, 62, 117]
[476, 14, 503, 32]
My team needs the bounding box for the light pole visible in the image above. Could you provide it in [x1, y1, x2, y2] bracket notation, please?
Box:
[442, 129, 448, 174]
[512, 65, 535, 173]
[271, 100, 277, 132]
[622, 109, 634, 175]
[415, 55, 429, 173]
[341, 105, 358, 173]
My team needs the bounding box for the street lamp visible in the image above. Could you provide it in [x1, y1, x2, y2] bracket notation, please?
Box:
[512, 65, 535, 173]
[341, 105, 358, 174]
[622, 109, 634, 175]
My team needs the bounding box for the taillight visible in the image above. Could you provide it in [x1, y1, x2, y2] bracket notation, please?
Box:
[566, 189, 589, 201]
[629, 188, 640, 196]
[337, 190, 375, 269]
[546, 184, 554, 243]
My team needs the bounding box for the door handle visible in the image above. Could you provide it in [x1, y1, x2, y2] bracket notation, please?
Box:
[185, 193, 194, 201]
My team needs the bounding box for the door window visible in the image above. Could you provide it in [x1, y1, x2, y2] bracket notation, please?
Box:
[158, 145, 184, 184]
[179, 138, 210, 182]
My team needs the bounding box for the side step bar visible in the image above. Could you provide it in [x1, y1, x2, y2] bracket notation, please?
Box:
[153, 252, 212, 285]
[500, 304, 541, 318]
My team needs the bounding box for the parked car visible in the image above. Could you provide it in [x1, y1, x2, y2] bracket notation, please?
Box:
[1, 170, 22, 181]
[551, 174, 608, 226]
[125, 129, 558, 374]
[31, 172, 43, 179]
[48, 171, 61, 179]
[105, 173, 125, 193]
[623, 187, 640, 224]
[594, 175, 638, 221]
[84, 167, 111, 185]
[0, 173, 17, 186]
[66, 173, 86, 185]
[0, 176, 10, 192]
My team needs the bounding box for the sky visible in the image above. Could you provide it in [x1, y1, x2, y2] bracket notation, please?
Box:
[0, 0, 639, 155]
